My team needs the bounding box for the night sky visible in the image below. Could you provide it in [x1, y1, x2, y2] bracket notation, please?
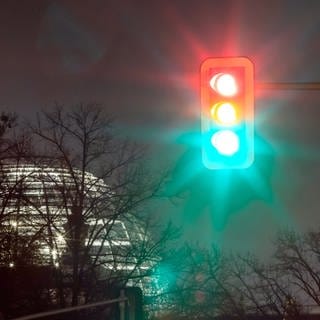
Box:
[1, 0, 320, 255]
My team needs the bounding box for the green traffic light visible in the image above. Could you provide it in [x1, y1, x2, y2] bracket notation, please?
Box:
[211, 130, 240, 156]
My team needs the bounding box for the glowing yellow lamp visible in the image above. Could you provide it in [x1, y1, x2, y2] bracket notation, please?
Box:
[211, 102, 237, 125]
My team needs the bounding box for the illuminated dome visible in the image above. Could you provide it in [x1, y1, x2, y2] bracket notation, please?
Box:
[0, 162, 150, 283]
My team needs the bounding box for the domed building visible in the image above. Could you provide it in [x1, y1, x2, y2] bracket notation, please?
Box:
[0, 161, 150, 285]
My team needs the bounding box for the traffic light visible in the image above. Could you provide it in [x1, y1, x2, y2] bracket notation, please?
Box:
[200, 56, 254, 169]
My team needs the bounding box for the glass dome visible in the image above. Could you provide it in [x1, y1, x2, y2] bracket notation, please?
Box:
[0, 162, 151, 284]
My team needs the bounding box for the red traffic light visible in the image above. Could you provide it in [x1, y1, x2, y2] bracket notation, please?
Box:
[210, 73, 238, 97]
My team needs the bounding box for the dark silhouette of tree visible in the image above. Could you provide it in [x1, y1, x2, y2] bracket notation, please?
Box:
[273, 229, 320, 309]
[23, 103, 176, 308]
[0, 112, 55, 318]
[0, 112, 36, 264]
[0, 105, 179, 319]
[148, 244, 237, 319]
[154, 230, 316, 320]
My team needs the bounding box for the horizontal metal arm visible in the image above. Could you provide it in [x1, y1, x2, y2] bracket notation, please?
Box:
[257, 82, 320, 91]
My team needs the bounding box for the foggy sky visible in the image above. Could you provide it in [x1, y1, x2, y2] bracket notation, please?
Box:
[1, 0, 320, 255]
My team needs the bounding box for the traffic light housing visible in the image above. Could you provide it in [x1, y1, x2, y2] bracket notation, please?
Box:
[200, 57, 254, 169]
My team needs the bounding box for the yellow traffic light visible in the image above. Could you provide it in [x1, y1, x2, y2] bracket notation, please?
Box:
[211, 102, 238, 125]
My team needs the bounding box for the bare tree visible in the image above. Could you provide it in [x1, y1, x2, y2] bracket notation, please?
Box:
[23, 103, 174, 307]
[226, 252, 301, 319]
[273, 229, 320, 309]
[148, 243, 238, 320]
[192, 234, 306, 320]
[0, 113, 37, 265]
[0, 114, 58, 318]
[153, 236, 307, 320]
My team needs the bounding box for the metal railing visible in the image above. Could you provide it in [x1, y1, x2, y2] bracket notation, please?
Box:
[11, 290, 127, 320]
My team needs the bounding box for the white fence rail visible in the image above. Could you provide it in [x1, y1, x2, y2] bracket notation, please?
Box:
[11, 290, 127, 320]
